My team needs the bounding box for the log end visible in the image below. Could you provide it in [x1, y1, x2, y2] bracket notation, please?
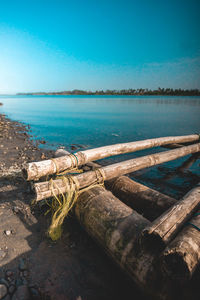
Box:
[22, 162, 38, 181]
[161, 250, 191, 282]
[140, 229, 166, 252]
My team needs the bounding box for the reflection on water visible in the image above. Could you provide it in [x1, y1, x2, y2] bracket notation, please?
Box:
[0, 95, 200, 197]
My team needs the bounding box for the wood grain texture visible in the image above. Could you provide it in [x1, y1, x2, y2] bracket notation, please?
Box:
[141, 184, 200, 250]
[161, 208, 200, 282]
[74, 186, 155, 290]
[105, 176, 176, 221]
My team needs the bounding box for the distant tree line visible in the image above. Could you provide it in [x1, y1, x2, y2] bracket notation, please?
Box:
[17, 88, 200, 96]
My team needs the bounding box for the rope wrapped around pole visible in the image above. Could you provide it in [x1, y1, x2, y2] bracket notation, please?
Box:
[34, 143, 200, 202]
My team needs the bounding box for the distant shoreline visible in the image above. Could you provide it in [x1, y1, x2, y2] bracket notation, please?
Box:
[16, 88, 200, 97]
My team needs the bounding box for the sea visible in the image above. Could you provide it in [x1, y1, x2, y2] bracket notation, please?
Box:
[0, 95, 200, 198]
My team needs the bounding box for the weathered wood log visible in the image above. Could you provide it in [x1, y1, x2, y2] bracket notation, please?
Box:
[74, 186, 185, 299]
[161, 209, 200, 282]
[74, 186, 156, 291]
[24, 134, 200, 180]
[141, 184, 200, 250]
[34, 143, 200, 202]
[105, 176, 176, 221]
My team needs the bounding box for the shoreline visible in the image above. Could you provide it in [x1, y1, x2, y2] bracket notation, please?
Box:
[0, 113, 143, 300]
[0, 113, 53, 177]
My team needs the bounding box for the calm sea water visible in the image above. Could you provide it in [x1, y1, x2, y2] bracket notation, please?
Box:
[0, 95, 200, 197]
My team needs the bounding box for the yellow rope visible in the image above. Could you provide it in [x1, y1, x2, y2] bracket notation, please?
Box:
[50, 154, 83, 176]
[47, 168, 105, 241]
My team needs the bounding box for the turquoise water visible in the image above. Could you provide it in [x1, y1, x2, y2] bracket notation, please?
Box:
[0, 95, 200, 148]
[0, 95, 200, 197]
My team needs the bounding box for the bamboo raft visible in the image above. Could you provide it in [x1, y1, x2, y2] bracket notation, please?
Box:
[23, 134, 200, 300]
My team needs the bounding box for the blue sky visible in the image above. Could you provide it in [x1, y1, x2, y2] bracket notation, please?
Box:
[0, 0, 200, 93]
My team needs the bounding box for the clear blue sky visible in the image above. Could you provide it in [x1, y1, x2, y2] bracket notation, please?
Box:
[0, 0, 199, 93]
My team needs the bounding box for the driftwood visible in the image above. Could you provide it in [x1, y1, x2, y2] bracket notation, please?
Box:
[24, 134, 200, 180]
[161, 208, 200, 282]
[74, 186, 158, 294]
[141, 184, 200, 250]
[34, 143, 200, 202]
[105, 176, 176, 221]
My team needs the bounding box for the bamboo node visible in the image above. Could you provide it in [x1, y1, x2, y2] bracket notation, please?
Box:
[50, 158, 60, 174]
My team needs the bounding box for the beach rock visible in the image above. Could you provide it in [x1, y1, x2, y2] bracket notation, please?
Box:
[0, 284, 7, 299]
[5, 230, 11, 236]
[12, 207, 20, 214]
[39, 140, 46, 144]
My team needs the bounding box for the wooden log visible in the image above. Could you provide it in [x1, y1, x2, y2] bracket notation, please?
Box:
[105, 176, 176, 221]
[74, 186, 156, 290]
[34, 143, 200, 202]
[141, 184, 200, 250]
[161, 209, 200, 282]
[74, 186, 184, 299]
[24, 134, 200, 180]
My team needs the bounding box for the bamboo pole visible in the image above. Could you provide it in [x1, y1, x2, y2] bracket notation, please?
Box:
[34, 143, 200, 202]
[55, 149, 177, 221]
[24, 134, 199, 180]
[141, 184, 200, 250]
[105, 176, 176, 221]
[161, 208, 200, 282]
